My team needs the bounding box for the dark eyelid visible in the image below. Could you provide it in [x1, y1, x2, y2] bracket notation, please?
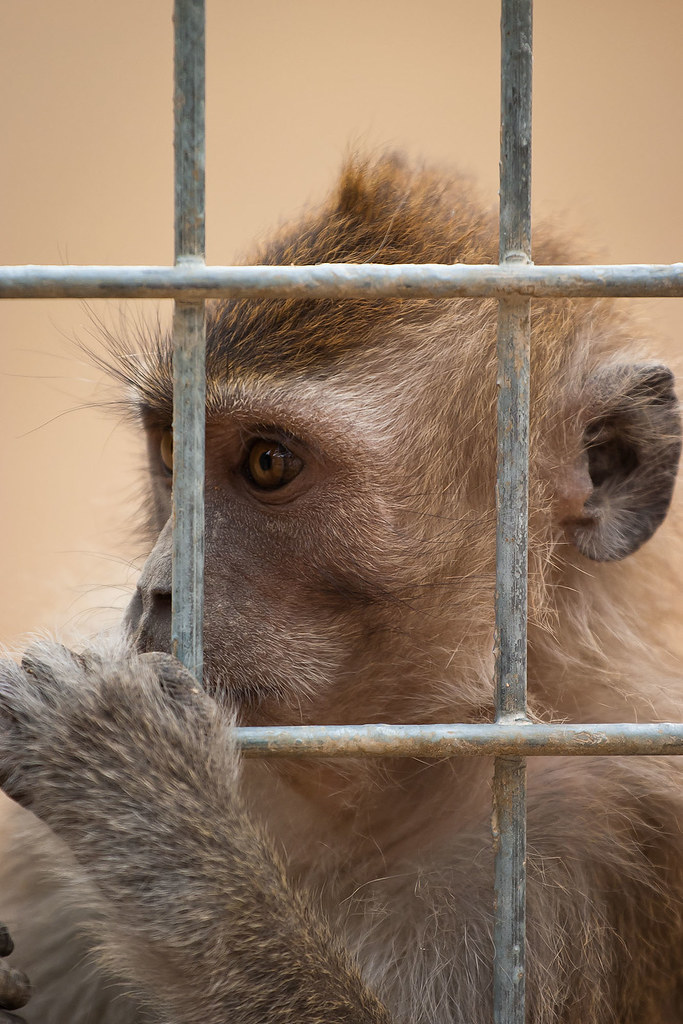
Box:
[243, 425, 301, 448]
[240, 429, 308, 466]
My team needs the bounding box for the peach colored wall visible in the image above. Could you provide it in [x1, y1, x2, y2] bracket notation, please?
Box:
[2, 1, 683, 644]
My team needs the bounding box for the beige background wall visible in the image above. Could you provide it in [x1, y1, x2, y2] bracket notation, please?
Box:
[2, 1, 683, 645]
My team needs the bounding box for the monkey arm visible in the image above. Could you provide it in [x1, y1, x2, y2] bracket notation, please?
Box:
[0, 645, 393, 1024]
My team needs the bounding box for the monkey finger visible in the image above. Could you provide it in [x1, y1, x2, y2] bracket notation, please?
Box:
[20, 647, 58, 686]
[0, 1012, 26, 1024]
[21, 643, 87, 687]
[0, 965, 31, 1012]
[139, 652, 210, 707]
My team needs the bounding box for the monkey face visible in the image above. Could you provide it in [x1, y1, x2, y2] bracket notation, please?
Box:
[123, 355, 434, 725]
[122, 326, 682, 729]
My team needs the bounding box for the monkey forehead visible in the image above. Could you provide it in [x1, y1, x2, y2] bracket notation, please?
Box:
[203, 294, 470, 392]
[204, 357, 415, 450]
[124, 296, 470, 430]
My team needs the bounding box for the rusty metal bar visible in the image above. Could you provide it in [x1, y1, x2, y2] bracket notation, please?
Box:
[171, 0, 206, 683]
[2, 262, 683, 299]
[234, 721, 683, 758]
[493, 1, 533, 1021]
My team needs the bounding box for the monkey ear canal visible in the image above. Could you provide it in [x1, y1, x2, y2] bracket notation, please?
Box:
[566, 364, 681, 562]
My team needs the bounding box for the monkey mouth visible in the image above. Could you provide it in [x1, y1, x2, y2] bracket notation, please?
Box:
[127, 620, 285, 717]
[202, 666, 289, 720]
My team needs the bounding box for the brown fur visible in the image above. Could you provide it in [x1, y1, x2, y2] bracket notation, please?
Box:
[1, 155, 683, 1023]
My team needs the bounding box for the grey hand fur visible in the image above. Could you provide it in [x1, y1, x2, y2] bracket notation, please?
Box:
[0, 645, 389, 1024]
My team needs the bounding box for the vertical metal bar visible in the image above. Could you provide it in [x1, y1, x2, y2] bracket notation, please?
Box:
[172, 0, 206, 683]
[493, 1, 532, 1022]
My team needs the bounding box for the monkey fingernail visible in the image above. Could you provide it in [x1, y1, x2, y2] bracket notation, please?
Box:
[139, 652, 205, 703]
[0, 966, 30, 1012]
[21, 644, 86, 684]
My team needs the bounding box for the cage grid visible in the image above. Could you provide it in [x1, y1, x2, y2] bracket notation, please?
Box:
[4, 1, 683, 1021]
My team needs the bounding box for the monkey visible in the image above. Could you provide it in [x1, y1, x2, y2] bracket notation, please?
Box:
[1, 153, 683, 1024]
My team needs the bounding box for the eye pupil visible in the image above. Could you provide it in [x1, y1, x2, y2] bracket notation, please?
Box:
[246, 440, 303, 491]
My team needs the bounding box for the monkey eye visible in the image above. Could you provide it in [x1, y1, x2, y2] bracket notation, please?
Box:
[243, 439, 303, 491]
[159, 429, 173, 476]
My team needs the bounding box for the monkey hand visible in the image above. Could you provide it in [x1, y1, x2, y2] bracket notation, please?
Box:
[0, 641, 228, 867]
[0, 642, 390, 1024]
[0, 641, 251, 1019]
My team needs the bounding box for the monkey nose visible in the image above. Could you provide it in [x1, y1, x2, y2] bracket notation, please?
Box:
[122, 587, 143, 634]
[123, 584, 172, 655]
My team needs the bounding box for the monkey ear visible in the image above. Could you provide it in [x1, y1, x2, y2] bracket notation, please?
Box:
[562, 364, 681, 561]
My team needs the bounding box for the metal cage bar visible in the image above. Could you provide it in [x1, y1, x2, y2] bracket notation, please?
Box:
[232, 721, 683, 757]
[492, 1, 532, 1020]
[171, 0, 206, 682]
[2, 262, 683, 298]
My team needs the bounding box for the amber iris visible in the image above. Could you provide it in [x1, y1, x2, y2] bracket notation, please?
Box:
[246, 439, 303, 490]
[160, 430, 174, 475]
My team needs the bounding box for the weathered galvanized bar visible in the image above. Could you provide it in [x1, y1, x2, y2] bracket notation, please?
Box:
[171, 0, 206, 683]
[493, 1, 532, 1021]
[234, 721, 683, 757]
[2, 262, 683, 299]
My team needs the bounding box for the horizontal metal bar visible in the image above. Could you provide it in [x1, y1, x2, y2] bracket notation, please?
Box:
[2, 263, 683, 299]
[235, 722, 683, 758]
